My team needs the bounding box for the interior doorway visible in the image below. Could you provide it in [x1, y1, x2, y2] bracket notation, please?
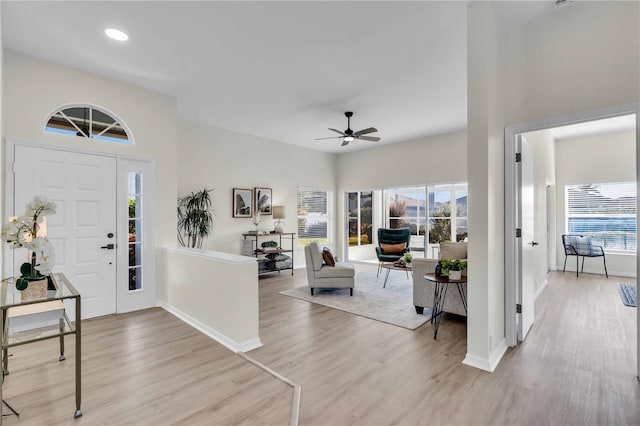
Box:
[505, 104, 639, 375]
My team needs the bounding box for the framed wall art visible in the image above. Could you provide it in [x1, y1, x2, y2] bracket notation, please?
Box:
[254, 187, 272, 215]
[233, 188, 253, 218]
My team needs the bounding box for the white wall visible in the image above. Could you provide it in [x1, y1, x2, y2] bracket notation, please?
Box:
[523, 129, 556, 292]
[555, 129, 636, 277]
[2, 50, 178, 247]
[158, 248, 260, 352]
[2, 50, 178, 304]
[466, 2, 506, 371]
[336, 130, 467, 260]
[467, 1, 639, 371]
[0, 6, 4, 280]
[177, 118, 337, 268]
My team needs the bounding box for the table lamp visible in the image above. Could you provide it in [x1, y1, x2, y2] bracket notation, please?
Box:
[273, 206, 286, 233]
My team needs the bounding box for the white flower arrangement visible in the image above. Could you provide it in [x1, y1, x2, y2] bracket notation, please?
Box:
[1, 196, 57, 281]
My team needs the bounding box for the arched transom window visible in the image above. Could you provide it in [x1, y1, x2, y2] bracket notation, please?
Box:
[44, 105, 132, 144]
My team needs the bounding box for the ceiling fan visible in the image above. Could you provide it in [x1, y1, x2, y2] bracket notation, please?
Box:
[315, 111, 380, 147]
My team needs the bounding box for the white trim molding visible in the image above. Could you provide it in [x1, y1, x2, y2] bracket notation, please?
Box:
[504, 102, 639, 349]
[463, 338, 508, 373]
[158, 301, 263, 353]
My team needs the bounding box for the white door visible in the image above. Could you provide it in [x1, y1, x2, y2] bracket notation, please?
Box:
[517, 136, 536, 341]
[14, 146, 117, 319]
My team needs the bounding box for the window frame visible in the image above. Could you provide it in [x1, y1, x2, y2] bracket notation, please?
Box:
[43, 103, 134, 145]
[565, 182, 637, 254]
[427, 183, 468, 245]
[297, 187, 333, 249]
[347, 190, 373, 247]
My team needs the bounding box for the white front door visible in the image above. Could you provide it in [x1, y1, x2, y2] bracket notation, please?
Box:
[14, 146, 117, 319]
[517, 136, 536, 341]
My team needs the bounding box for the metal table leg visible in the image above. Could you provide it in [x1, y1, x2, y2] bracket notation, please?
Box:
[383, 268, 391, 288]
[456, 283, 468, 314]
[74, 296, 82, 418]
[2, 309, 8, 376]
[431, 282, 449, 339]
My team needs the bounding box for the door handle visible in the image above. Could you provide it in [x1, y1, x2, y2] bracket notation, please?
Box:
[100, 244, 115, 250]
[529, 241, 539, 247]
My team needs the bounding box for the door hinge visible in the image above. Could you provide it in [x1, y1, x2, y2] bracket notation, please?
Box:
[11, 162, 16, 174]
[516, 304, 522, 314]
[515, 153, 522, 162]
[516, 228, 522, 238]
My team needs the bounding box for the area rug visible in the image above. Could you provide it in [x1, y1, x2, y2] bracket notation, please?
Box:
[278, 269, 431, 330]
[616, 282, 637, 307]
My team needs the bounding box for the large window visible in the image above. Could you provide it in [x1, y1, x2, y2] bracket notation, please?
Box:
[566, 182, 636, 252]
[384, 186, 426, 254]
[428, 183, 468, 244]
[348, 191, 373, 246]
[385, 186, 426, 235]
[382, 184, 467, 254]
[298, 188, 331, 248]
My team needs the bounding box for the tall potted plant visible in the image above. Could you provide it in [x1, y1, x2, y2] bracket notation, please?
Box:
[177, 188, 215, 249]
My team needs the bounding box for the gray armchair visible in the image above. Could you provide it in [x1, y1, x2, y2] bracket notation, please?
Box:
[304, 242, 355, 296]
[412, 241, 468, 316]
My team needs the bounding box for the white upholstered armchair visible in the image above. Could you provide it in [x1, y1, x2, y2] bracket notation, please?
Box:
[412, 241, 468, 316]
[304, 242, 355, 296]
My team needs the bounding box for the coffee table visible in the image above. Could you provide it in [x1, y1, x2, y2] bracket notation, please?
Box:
[423, 273, 467, 339]
[380, 263, 412, 288]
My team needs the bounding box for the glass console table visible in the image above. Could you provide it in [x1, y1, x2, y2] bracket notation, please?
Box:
[1, 273, 82, 419]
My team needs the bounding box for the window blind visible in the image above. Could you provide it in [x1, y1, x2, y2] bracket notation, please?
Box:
[297, 188, 329, 246]
[566, 182, 637, 252]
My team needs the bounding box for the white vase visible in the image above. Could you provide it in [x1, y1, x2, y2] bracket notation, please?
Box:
[274, 221, 285, 233]
[449, 270, 462, 280]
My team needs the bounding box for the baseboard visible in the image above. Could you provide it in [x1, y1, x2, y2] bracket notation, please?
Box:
[462, 338, 508, 373]
[534, 278, 548, 300]
[157, 301, 263, 353]
[558, 268, 636, 278]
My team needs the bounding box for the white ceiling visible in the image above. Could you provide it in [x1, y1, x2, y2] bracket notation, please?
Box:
[2, 1, 556, 153]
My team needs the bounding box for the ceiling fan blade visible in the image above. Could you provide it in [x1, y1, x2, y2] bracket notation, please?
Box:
[315, 136, 343, 140]
[356, 135, 380, 142]
[341, 139, 350, 147]
[328, 128, 346, 136]
[354, 127, 378, 137]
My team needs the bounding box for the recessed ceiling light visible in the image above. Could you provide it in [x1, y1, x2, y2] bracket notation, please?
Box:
[105, 28, 128, 42]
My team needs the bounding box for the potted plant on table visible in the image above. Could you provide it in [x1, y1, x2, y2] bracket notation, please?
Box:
[440, 259, 467, 280]
[1, 196, 57, 291]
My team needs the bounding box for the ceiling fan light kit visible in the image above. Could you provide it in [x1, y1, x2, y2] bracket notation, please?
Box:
[315, 111, 380, 147]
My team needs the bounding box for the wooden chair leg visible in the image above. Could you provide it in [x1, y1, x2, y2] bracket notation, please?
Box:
[603, 254, 608, 278]
[563, 255, 567, 272]
[581, 256, 585, 273]
[350, 288, 353, 296]
[576, 255, 579, 277]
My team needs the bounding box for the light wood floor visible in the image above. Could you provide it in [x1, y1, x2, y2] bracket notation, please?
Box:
[3, 266, 638, 425]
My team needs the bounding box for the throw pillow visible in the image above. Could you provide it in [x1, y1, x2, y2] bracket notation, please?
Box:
[381, 242, 406, 254]
[440, 241, 467, 260]
[322, 247, 336, 267]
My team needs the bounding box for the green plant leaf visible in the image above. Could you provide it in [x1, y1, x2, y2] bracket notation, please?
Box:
[16, 277, 29, 291]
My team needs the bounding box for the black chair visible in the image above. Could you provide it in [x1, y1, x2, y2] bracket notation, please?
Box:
[375, 228, 411, 277]
[562, 234, 608, 278]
